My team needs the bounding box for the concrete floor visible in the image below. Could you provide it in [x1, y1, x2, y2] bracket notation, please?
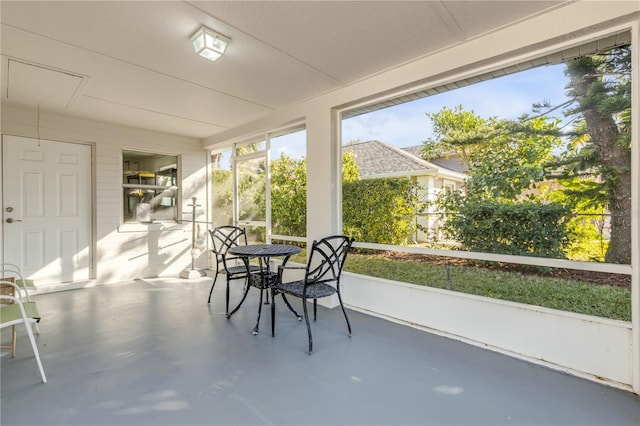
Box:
[2, 277, 639, 426]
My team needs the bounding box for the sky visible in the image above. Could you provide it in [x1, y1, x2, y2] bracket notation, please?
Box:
[341, 63, 570, 149]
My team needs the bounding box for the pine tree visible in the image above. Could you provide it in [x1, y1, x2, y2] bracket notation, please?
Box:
[554, 46, 632, 264]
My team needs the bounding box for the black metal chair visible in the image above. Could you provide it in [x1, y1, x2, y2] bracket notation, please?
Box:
[271, 235, 354, 353]
[207, 226, 260, 317]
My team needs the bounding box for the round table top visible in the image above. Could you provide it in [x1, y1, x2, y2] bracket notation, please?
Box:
[228, 243, 301, 258]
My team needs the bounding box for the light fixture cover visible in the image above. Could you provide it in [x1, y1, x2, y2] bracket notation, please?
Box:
[191, 26, 230, 61]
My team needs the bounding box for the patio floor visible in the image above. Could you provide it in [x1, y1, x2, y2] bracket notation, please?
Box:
[2, 276, 639, 426]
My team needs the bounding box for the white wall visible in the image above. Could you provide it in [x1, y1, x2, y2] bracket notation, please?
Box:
[1, 103, 210, 286]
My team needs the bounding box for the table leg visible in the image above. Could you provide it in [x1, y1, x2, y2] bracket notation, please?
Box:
[261, 258, 270, 305]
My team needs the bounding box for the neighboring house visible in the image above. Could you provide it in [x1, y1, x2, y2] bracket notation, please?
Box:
[343, 140, 467, 242]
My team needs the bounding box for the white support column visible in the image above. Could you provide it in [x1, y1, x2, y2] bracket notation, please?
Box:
[305, 105, 342, 309]
[630, 20, 640, 395]
[305, 105, 339, 242]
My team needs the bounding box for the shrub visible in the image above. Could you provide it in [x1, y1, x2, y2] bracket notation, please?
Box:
[343, 177, 420, 245]
[444, 200, 571, 257]
[271, 155, 307, 236]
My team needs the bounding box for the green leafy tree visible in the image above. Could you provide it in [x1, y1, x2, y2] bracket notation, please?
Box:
[542, 179, 607, 261]
[421, 105, 492, 165]
[269, 149, 421, 245]
[239, 163, 266, 222]
[254, 150, 361, 238]
[541, 46, 632, 264]
[342, 150, 360, 183]
[270, 155, 307, 237]
[211, 169, 233, 226]
[423, 106, 562, 200]
[425, 106, 569, 257]
[466, 117, 562, 200]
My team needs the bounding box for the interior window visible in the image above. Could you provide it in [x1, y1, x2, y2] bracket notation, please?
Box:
[122, 150, 178, 223]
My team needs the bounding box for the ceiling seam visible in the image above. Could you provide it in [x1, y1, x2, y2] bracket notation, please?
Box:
[7, 57, 86, 79]
[4, 58, 11, 99]
[433, 1, 467, 40]
[81, 94, 231, 129]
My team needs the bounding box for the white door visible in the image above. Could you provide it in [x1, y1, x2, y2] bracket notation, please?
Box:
[2, 135, 91, 285]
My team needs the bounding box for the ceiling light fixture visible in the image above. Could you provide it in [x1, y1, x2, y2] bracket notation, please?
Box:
[190, 26, 230, 61]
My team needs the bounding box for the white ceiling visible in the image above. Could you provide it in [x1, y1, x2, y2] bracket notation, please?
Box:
[1, 1, 568, 139]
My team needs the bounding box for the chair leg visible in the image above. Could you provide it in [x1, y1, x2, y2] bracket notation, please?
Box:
[207, 271, 219, 304]
[313, 299, 317, 321]
[302, 297, 313, 354]
[227, 277, 251, 319]
[24, 320, 46, 383]
[271, 288, 276, 337]
[225, 278, 231, 316]
[11, 325, 16, 357]
[337, 291, 352, 336]
[281, 294, 302, 320]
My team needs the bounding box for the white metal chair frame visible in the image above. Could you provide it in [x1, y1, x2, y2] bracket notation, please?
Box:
[1, 263, 37, 290]
[1, 263, 39, 334]
[1, 280, 47, 383]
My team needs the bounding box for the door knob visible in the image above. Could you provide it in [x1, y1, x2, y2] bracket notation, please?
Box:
[6, 218, 22, 223]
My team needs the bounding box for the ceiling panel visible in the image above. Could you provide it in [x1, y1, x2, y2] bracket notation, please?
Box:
[5, 59, 85, 110]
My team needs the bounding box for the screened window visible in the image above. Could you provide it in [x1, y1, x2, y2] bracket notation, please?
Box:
[340, 31, 632, 265]
[211, 125, 307, 244]
[336, 32, 632, 321]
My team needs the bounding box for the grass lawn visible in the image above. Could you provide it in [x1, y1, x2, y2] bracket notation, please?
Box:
[342, 253, 631, 322]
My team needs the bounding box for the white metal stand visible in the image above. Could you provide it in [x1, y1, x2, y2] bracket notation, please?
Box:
[180, 196, 206, 279]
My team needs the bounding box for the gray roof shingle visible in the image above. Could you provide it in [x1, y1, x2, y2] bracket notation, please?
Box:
[343, 140, 467, 178]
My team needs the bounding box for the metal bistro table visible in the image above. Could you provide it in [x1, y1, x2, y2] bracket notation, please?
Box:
[227, 243, 302, 335]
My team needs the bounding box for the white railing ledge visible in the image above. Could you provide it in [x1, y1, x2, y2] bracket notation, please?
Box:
[353, 242, 632, 275]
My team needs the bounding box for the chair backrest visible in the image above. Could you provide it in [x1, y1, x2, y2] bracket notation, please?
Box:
[305, 235, 354, 287]
[209, 226, 248, 255]
[1, 263, 21, 276]
[1, 263, 36, 291]
[0, 280, 37, 325]
[209, 226, 249, 269]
